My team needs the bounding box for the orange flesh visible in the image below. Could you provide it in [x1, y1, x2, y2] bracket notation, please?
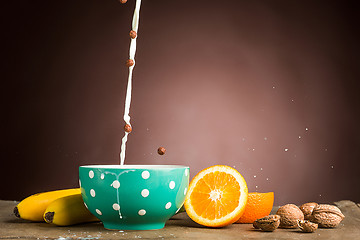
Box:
[190, 171, 241, 220]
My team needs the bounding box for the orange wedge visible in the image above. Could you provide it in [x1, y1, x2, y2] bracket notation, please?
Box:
[235, 192, 274, 223]
[184, 165, 248, 227]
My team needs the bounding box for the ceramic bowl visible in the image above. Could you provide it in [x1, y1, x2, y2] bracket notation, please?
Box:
[79, 165, 189, 230]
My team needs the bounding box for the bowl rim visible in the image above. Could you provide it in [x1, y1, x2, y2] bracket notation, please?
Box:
[79, 164, 189, 169]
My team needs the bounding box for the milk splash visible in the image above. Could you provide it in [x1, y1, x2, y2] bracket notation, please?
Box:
[120, 0, 142, 165]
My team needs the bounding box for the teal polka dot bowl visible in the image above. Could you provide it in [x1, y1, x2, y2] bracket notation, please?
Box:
[79, 165, 189, 230]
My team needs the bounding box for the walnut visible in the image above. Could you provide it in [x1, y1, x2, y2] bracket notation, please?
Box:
[299, 202, 318, 220]
[310, 204, 344, 228]
[297, 219, 318, 233]
[276, 204, 304, 228]
[253, 215, 280, 232]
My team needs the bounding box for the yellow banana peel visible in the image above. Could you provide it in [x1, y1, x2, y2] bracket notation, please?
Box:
[43, 194, 99, 226]
[14, 188, 81, 222]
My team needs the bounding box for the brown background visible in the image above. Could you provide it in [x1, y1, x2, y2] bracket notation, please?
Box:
[1, 0, 359, 205]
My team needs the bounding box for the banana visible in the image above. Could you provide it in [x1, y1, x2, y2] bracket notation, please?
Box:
[43, 194, 99, 226]
[14, 188, 81, 221]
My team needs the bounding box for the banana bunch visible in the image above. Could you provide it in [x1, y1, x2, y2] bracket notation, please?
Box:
[14, 188, 99, 226]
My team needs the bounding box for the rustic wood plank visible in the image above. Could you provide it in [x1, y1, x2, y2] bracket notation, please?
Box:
[1, 200, 359, 239]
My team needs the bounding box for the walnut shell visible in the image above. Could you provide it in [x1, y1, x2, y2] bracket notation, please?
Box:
[276, 204, 304, 228]
[299, 202, 318, 220]
[310, 204, 345, 228]
[297, 219, 318, 233]
[253, 221, 260, 229]
[253, 215, 280, 232]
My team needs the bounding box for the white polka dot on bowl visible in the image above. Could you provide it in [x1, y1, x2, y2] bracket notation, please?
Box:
[89, 170, 94, 179]
[111, 180, 120, 189]
[96, 209, 102, 215]
[165, 202, 172, 209]
[141, 189, 149, 198]
[113, 203, 120, 211]
[141, 171, 150, 179]
[169, 181, 175, 189]
[90, 189, 96, 197]
[138, 209, 146, 216]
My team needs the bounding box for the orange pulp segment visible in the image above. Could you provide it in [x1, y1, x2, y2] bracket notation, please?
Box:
[184, 165, 248, 227]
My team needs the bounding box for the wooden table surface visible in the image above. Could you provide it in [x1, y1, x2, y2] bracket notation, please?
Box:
[0, 200, 359, 239]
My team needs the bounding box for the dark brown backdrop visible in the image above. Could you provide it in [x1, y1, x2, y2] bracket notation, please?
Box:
[1, 0, 359, 205]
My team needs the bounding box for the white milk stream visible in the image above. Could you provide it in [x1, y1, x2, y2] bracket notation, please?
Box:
[120, 0, 142, 165]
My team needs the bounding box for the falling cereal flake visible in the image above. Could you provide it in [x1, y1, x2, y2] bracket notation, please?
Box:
[254, 175, 256, 178]
[255, 185, 258, 189]
[266, 178, 269, 181]
[284, 148, 289, 152]
[264, 137, 268, 141]
[252, 148, 255, 151]
[260, 168, 263, 171]
[298, 136, 301, 139]
[331, 165, 334, 169]
[305, 127, 309, 131]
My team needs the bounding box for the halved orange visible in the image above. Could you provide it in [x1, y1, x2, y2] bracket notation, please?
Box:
[184, 165, 248, 227]
[235, 192, 274, 223]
